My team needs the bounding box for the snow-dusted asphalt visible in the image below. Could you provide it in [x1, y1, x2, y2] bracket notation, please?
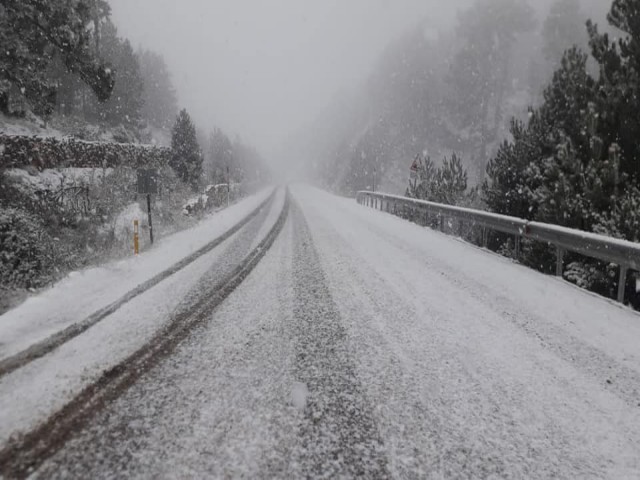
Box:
[6, 185, 640, 478]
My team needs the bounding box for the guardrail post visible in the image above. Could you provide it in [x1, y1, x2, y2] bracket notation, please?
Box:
[439, 215, 445, 232]
[482, 227, 488, 248]
[515, 235, 521, 259]
[556, 247, 564, 277]
[618, 265, 628, 304]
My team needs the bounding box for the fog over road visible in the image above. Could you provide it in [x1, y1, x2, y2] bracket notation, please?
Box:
[2, 186, 640, 478]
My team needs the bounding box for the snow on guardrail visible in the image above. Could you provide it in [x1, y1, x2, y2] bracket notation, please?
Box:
[357, 190, 640, 304]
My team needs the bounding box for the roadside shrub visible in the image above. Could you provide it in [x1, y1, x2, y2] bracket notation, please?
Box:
[0, 207, 52, 288]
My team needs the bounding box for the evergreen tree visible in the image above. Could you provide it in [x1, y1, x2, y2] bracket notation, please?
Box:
[0, 0, 114, 115]
[170, 110, 202, 190]
[448, 0, 534, 164]
[409, 153, 468, 206]
[409, 155, 437, 200]
[84, 21, 144, 127]
[484, 46, 601, 225]
[588, 0, 640, 179]
[207, 128, 233, 184]
[484, 118, 541, 219]
[433, 154, 468, 205]
[483, 0, 640, 300]
[138, 49, 178, 130]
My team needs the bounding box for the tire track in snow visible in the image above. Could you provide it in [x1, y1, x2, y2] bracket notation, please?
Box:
[28, 193, 296, 479]
[289, 200, 389, 478]
[0, 190, 289, 479]
[0, 190, 276, 379]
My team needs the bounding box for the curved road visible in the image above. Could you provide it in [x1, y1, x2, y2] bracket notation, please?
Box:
[6, 186, 640, 478]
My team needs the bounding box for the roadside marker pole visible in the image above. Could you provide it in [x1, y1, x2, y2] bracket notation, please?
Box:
[137, 169, 157, 246]
[147, 194, 154, 245]
[227, 166, 231, 207]
[134, 220, 140, 255]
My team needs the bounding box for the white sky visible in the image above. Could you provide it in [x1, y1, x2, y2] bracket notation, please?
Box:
[109, 0, 470, 155]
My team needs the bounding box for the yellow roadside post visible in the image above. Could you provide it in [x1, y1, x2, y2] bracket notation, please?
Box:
[134, 220, 140, 255]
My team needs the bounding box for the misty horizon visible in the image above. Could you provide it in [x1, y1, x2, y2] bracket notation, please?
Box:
[109, 0, 478, 156]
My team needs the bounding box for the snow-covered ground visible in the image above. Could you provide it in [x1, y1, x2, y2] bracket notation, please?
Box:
[0, 187, 285, 448]
[293, 186, 640, 478]
[18, 185, 640, 478]
[0, 187, 272, 363]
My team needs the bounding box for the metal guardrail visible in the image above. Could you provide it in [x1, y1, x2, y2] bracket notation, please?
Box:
[357, 190, 640, 304]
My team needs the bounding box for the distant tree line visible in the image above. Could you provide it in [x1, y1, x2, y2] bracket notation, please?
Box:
[169, 109, 268, 192]
[397, 0, 640, 304]
[301, 0, 606, 192]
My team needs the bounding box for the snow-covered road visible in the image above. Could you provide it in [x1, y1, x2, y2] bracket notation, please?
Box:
[3, 185, 640, 478]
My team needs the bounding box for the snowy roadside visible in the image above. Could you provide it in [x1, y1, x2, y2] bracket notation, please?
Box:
[0, 188, 284, 447]
[31, 198, 299, 478]
[294, 186, 640, 371]
[0, 187, 273, 363]
[23, 185, 640, 478]
[291, 185, 640, 478]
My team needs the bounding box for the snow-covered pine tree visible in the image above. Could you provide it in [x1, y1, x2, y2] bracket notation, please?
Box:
[409, 153, 468, 206]
[588, 0, 640, 181]
[170, 110, 203, 190]
[409, 155, 437, 200]
[483, 115, 547, 220]
[433, 154, 468, 206]
[0, 0, 114, 116]
[483, 0, 640, 301]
